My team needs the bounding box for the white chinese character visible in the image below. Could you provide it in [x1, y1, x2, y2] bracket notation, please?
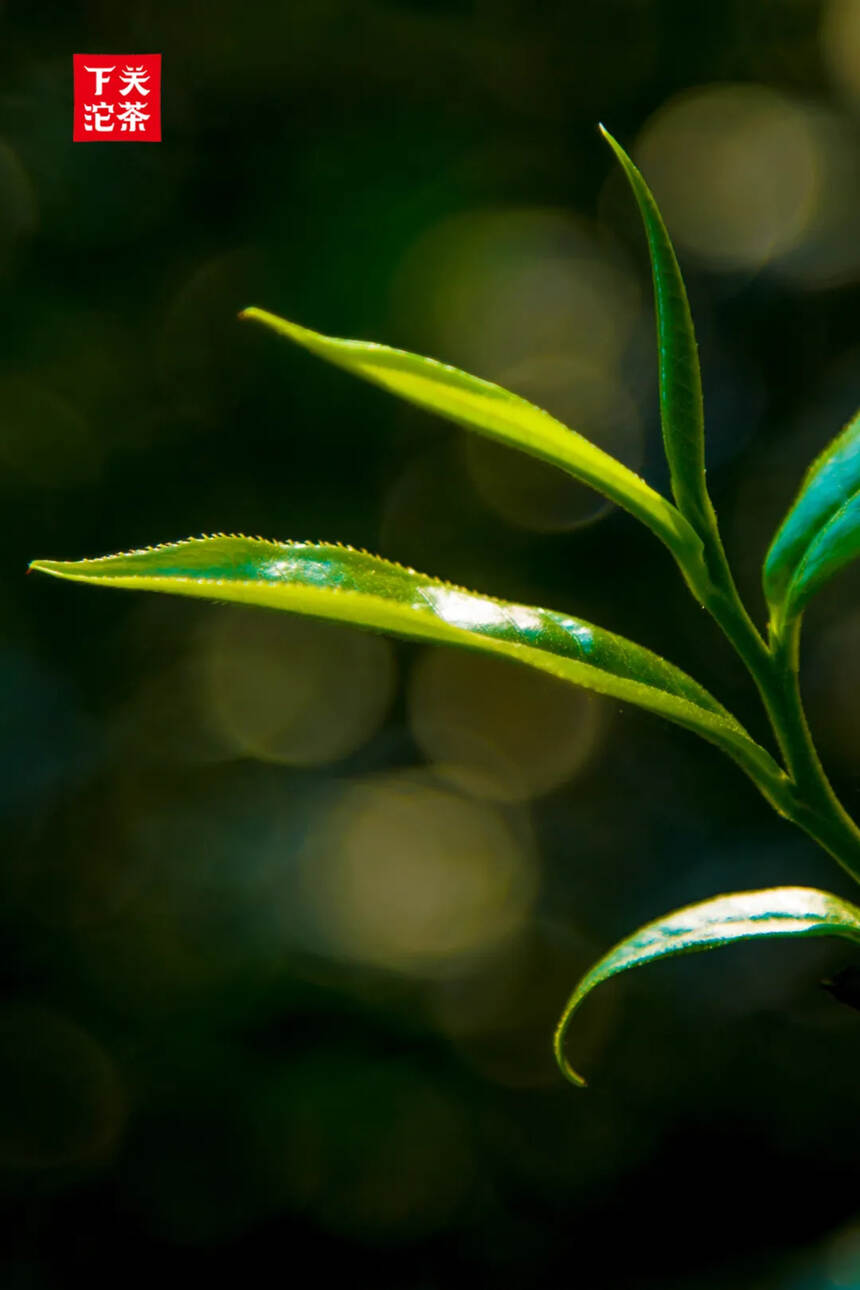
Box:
[117, 101, 150, 132]
[119, 65, 151, 96]
[83, 102, 115, 132]
[84, 65, 115, 95]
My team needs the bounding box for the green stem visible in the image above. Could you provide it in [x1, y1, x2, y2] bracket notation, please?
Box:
[767, 619, 860, 883]
[683, 531, 860, 885]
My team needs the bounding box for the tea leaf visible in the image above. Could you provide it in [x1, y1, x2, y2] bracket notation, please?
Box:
[600, 126, 716, 544]
[30, 535, 778, 785]
[555, 885, 860, 1086]
[763, 409, 860, 628]
[239, 307, 699, 562]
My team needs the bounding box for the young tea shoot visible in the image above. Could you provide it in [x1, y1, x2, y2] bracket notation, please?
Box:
[31, 127, 860, 1088]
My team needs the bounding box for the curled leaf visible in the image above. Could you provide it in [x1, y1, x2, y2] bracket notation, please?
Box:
[555, 885, 860, 1086]
[764, 409, 860, 628]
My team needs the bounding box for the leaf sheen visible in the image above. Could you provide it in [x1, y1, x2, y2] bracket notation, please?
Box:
[30, 536, 776, 784]
[239, 306, 698, 561]
[600, 126, 715, 542]
[764, 409, 860, 625]
[555, 885, 860, 1086]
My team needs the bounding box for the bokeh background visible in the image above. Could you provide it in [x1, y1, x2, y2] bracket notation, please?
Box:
[2, 1, 860, 1286]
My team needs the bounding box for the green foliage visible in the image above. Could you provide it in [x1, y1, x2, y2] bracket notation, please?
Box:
[764, 408, 860, 631]
[30, 128, 860, 1089]
[598, 126, 715, 544]
[238, 307, 699, 562]
[554, 887, 860, 1085]
[29, 538, 780, 789]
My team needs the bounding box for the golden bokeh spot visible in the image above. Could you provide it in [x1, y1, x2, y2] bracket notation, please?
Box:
[200, 607, 396, 766]
[392, 207, 641, 380]
[821, 0, 860, 105]
[409, 648, 605, 802]
[635, 85, 822, 269]
[299, 773, 538, 975]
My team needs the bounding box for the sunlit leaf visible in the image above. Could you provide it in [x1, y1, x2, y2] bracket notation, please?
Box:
[763, 408, 860, 628]
[239, 307, 699, 563]
[555, 885, 860, 1086]
[30, 535, 779, 787]
[600, 126, 717, 544]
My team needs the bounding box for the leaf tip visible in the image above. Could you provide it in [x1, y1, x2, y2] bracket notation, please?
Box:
[599, 123, 630, 169]
[237, 307, 312, 348]
[553, 1023, 588, 1089]
[29, 558, 83, 584]
[557, 1052, 588, 1089]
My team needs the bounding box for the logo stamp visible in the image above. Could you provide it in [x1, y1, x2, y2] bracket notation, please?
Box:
[73, 55, 162, 142]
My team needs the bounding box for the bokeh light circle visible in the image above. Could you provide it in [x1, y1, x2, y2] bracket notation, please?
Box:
[300, 772, 538, 975]
[409, 648, 605, 801]
[634, 84, 822, 269]
[200, 607, 396, 766]
[821, 0, 860, 106]
[393, 207, 641, 379]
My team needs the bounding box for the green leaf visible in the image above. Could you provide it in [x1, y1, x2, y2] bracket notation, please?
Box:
[30, 535, 779, 789]
[600, 126, 716, 543]
[555, 885, 860, 1087]
[238, 307, 699, 563]
[763, 409, 860, 628]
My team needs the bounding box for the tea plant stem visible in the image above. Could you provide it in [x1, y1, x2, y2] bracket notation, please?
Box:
[767, 620, 860, 882]
[688, 537, 860, 884]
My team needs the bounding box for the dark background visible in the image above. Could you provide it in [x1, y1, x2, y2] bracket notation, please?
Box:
[1, 1, 860, 1286]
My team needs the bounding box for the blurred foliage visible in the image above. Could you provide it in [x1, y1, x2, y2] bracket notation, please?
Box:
[2, 1, 860, 1288]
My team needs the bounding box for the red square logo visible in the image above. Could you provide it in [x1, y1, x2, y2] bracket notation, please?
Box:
[73, 55, 161, 142]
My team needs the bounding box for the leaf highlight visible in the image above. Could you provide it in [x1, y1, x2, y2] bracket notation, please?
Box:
[30, 535, 778, 789]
